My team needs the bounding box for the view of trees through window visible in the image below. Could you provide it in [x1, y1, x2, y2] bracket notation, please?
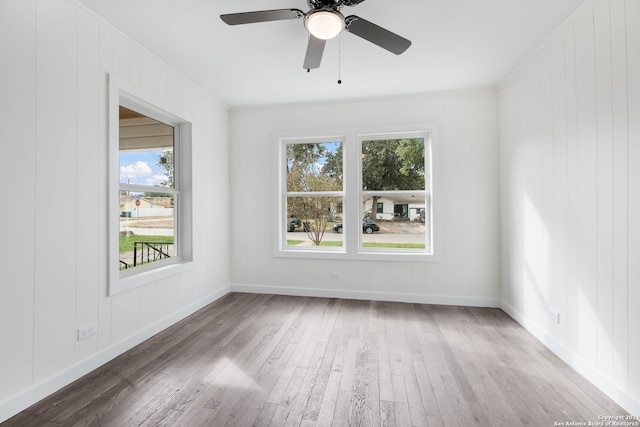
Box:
[286, 141, 343, 248]
[283, 135, 431, 252]
[361, 137, 429, 251]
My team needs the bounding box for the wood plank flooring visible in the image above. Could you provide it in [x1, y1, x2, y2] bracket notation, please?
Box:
[3, 293, 627, 426]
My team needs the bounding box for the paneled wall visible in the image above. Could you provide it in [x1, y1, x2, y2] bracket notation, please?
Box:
[0, 0, 230, 420]
[230, 90, 500, 304]
[499, 0, 640, 413]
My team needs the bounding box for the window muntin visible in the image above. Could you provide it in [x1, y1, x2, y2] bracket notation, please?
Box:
[283, 140, 344, 249]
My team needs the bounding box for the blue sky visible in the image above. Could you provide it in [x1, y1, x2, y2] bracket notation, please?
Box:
[119, 149, 168, 186]
[287, 141, 341, 172]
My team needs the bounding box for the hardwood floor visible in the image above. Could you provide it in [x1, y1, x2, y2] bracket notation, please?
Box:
[4, 293, 626, 426]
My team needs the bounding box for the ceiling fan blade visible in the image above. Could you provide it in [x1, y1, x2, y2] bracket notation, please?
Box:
[303, 35, 326, 70]
[345, 15, 411, 55]
[221, 9, 304, 25]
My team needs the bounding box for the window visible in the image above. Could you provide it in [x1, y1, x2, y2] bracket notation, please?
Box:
[118, 107, 176, 269]
[360, 135, 431, 254]
[282, 139, 344, 250]
[109, 76, 193, 295]
[276, 126, 437, 261]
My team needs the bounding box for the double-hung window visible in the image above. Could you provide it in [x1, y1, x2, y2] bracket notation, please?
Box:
[109, 77, 193, 295]
[281, 138, 345, 251]
[276, 125, 436, 261]
[359, 133, 431, 254]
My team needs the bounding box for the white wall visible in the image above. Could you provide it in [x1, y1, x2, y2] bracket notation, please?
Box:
[499, 0, 640, 414]
[0, 0, 230, 421]
[230, 90, 500, 305]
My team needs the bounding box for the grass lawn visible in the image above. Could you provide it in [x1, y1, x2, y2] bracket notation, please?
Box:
[318, 241, 343, 247]
[287, 240, 344, 247]
[287, 240, 425, 249]
[286, 240, 343, 247]
[363, 242, 426, 249]
[120, 235, 174, 253]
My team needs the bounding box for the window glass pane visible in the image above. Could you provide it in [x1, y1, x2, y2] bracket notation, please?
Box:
[119, 106, 175, 187]
[286, 196, 343, 248]
[362, 195, 428, 250]
[286, 141, 342, 192]
[119, 191, 175, 270]
[361, 138, 425, 191]
[360, 137, 430, 253]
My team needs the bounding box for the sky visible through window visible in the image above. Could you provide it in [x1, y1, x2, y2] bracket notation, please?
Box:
[119, 150, 169, 186]
[286, 141, 340, 175]
[318, 142, 340, 173]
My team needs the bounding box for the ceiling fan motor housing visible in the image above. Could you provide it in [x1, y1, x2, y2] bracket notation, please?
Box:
[305, 7, 345, 40]
[307, 0, 366, 7]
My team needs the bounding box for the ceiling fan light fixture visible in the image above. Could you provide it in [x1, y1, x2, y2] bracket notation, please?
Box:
[305, 10, 344, 40]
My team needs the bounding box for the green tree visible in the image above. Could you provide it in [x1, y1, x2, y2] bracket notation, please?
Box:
[323, 143, 343, 183]
[157, 150, 174, 188]
[288, 195, 340, 246]
[361, 138, 424, 220]
[286, 142, 341, 245]
[397, 138, 425, 177]
[143, 150, 174, 199]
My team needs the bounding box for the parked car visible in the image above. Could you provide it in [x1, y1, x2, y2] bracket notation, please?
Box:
[332, 219, 380, 234]
[287, 216, 311, 232]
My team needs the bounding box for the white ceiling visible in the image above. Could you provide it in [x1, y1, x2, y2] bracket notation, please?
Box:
[77, 0, 587, 107]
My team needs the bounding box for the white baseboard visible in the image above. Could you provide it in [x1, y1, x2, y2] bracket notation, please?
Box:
[0, 285, 231, 424]
[231, 283, 501, 308]
[500, 299, 640, 416]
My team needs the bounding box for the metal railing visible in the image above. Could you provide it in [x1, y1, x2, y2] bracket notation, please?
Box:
[132, 241, 174, 267]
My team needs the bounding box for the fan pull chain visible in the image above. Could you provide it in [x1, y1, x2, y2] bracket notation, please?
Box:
[337, 33, 342, 85]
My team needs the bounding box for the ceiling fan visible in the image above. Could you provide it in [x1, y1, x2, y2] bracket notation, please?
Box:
[220, 0, 411, 70]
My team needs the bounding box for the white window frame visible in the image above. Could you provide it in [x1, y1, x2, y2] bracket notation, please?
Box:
[274, 124, 440, 262]
[108, 75, 193, 295]
[357, 131, 433, 257]
[276, 135, 346, 255]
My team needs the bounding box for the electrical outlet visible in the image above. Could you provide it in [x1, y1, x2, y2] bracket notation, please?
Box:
[552, 312, 560, 325]
[77, 323, 97, 341]
[330, 270, 341, 280]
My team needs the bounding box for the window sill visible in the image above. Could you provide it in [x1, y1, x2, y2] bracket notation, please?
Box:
[274, 248, 439, 263]
[110, 259, 194, 295]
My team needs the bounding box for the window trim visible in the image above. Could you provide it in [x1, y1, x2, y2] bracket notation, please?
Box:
[357, 131, 432, 256]
[278, 135, 346, 253]
[108, 75, 194, 295]
[274, 124, 440, 262]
